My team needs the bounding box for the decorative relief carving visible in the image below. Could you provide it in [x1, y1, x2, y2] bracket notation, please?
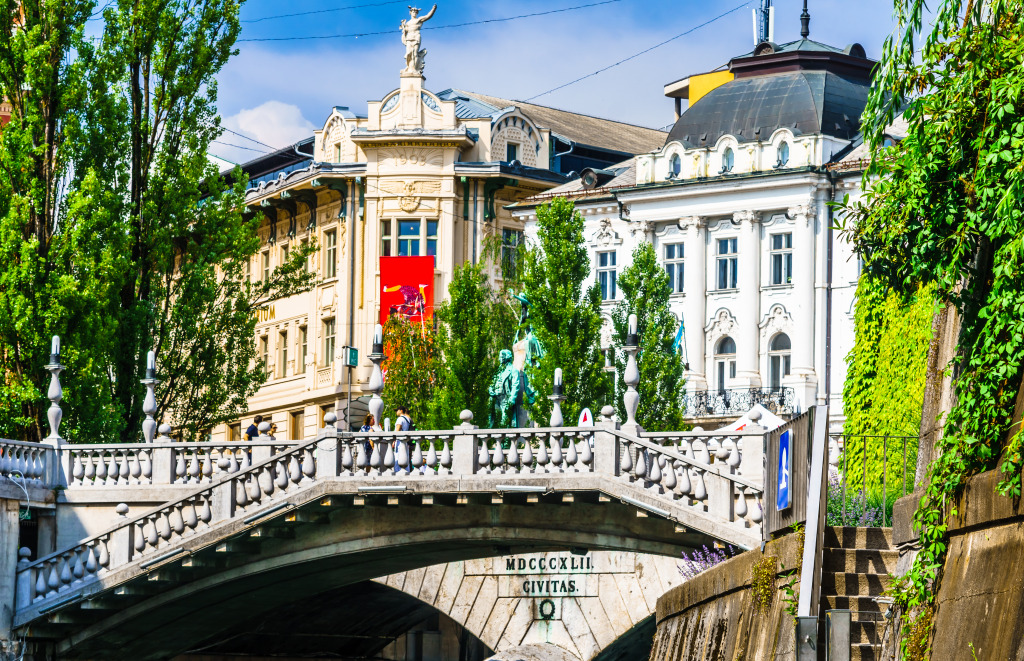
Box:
[705, 308, 738, 336]
[678, 215, 707, 231]
[787, 203, 815, 225]
[381, 94, 400, 114]
[592, 218, 622, 247]
[629, 219, 653, 239]
[733, 210, 760, 226]
[378, 146, 444, 168]
[421, 92, 440, 112]
[758, 304, 793, 339]
[378, 180, 443, 213]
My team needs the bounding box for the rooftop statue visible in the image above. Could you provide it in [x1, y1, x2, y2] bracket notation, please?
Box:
[401, 5, 437, 75]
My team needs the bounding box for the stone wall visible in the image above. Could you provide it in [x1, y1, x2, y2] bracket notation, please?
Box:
[649, 534, 801, 661]
[891, 470, 1024, 659]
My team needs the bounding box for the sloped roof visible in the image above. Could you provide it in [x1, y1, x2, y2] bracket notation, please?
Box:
[438, 89, 666, 155]
[511, 158, 636, 207]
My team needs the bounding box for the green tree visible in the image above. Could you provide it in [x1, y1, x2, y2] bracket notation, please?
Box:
[0, 0, 316, 443]
[381, 315, 439, 429]
[431, 261, 512, 429]
[522, 197, 611, 424]
[611, 243, 687, 432]
[840, 0, 1024, 649]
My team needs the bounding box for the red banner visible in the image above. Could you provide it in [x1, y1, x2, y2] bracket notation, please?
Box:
[380, 256, 435, 327]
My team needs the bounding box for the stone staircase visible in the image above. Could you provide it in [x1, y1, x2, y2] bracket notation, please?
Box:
[818, 527, 897, 660]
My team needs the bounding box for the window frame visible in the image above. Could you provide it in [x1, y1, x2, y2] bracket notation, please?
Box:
[259, 335, 269, 372]
[261, 250, 270, 281]
[277, 329, 288, 379]
[324, 229, 338, 279]
[714, 336, 737, 393]
[506, 142, 519, 163]
[290, 410, 305, 441]
[664, 242, 685, 294]
[769, 232, 793, 285]
[297, 326, 308, 374]
[716, 237, 738, 290]
[768, 333, 792, 390]
[322, 318, 336, 367]
[597, 250, 617, 301]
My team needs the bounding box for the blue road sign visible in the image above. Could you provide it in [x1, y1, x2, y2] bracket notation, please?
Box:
[777, 429, 792, 510]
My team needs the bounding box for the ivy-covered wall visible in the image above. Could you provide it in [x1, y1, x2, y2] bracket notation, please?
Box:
[842, 277, 936, 492]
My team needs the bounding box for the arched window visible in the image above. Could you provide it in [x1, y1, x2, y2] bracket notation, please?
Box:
[669, 153, 682, 178]
[721, 147, 735, 173]
[776, 141, 790, 167]
[769, 333, 791, 390]
[715, 336, 737, 393]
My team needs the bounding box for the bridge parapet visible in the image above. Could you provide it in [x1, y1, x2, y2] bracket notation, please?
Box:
[13, 411, 776, 621]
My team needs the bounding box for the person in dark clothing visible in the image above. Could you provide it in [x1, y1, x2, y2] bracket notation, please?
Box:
[244, 415, 263, 441]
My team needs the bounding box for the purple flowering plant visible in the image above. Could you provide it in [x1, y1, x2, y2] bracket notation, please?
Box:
[678, 544, 736, 580]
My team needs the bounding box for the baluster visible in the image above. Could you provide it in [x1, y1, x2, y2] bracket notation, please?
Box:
[302, 447, 316, 477]
[200, 498, 213, 523]
[735, 484, 749, 520]
[84, 451, 97, 482]
[145, 517, 159, 547]
[579, 435, 593, 466]
[536, 436, 549, 469]
[135, 522, 147, 552]
[662, 456, 676, 490]
[141, 449, 153, 482]
[202, 453, 213, 481]
[183, 501, 198, 529]
[634, 448, 646, 479]
[411, 440, 424, 470]
[129, 451, 142, 483]
[440, 440, 452, 470]
[46, 562, 59, 597]
[549, 435, 563, 468]
[169, 507, 185, 535]
[715, 436, 730, 462]
[564, 435, 578, 468]
[258, 466, 275, 495]
[726, 437, 741, 471]
[648, 451, 661, 483]
[95, 452, 108, 482]
[356, 439, 369, 470]
[478, 440, 490, 472]
[677, 459, 691, 498]
[620, 442, 633, 474]
[33, 565, 46, 601]
[85, 543, 99, 574]
[58, 553, 72, 590]
[188, 453, 201, 482]
[97, 539, 109, 568]
[289, 454, 302, 483]
[750, 494, 764, 523]
[342, 441, 354, 472]
[227, 450, 239, 474]
[521, 436, 533, 469]
[491, 440, 505, 472]
[117, 452, 130, 484]
[71, 548, 85, 584]
[396, 439, 409, 469]
[369, 440, 381, 471]
[71, 452, 84, 484]
[693, 467, 708, 502]
[425, 441, 437, 469]
[174, 451, 186, 483]
[216, 448, 230, 474]
[383, 439, 395, 470]
[235, 477, 249, 507]
[507, 438, 520, 472]
[157, 513, 172, 540]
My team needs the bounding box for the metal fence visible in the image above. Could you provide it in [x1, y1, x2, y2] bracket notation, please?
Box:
[682, 387, 796, 418]
[828, 433, 919, 527]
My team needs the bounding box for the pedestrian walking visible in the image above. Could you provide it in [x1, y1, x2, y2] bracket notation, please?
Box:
[244, 415, 262, 441]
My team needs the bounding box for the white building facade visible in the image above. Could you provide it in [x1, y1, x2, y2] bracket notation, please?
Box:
[513, 38, 877, 426]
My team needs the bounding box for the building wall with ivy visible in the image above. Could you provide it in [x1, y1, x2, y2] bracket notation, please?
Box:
[841, 277, 936, 492]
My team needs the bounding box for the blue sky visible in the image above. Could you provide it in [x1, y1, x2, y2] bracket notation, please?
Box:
[212, 0, 901, 165]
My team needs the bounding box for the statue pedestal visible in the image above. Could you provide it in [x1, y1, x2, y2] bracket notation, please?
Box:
[398, 72, 424, 128]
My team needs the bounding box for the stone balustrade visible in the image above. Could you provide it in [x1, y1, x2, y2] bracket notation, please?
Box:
[14, 413, 770, 615]
[0, 440, 53, 485]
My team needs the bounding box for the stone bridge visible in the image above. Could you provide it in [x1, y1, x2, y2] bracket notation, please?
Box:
[0, 409, 785, 659]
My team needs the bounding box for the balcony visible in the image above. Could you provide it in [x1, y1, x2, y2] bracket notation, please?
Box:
[683, 387, 795, 419]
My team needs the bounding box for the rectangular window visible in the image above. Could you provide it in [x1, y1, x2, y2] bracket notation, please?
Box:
[300, 238, 309, 272]
[507, 143, 519, 162]
[664, 243, 685, 294]
[398, 219, 420, 256]
[319, 404, 335, 429]
[770, 233, 793, 285]
[501, 229, 523, 280]
[290, 410, 305, 441]
[280, 243, 289, 267]
[334, 144, 341, 162]
[324, 230, 337, 279]
[261, 251, 270, 281]
[323, 318, 336, 367]
[298, 326, 307, 374]
[381, 219, 392, 257]
[597, 251, 617, 301]
[426, 220, 438, 258]
[228, 423, 241, 443]
[259, 335, 269, 371]
[716, 238, 738, 290]
[278, 330, 288, 378]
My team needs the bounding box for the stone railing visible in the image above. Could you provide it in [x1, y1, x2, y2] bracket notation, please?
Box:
[14, 411, 768, 614]
[682, 387, 795, 418]
[1, 439, 55, 485]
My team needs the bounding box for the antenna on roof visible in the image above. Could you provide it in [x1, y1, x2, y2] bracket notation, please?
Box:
[800, 0, 810, 39]
[752, 0, 774, 45]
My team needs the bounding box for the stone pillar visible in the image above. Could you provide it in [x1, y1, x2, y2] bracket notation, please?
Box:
[0, 499, 19, 639]
[784, 203, 819, 412]
[680, 216, 707, 392]
[398, 73, 424, 129]
[734, 210, 762, 388]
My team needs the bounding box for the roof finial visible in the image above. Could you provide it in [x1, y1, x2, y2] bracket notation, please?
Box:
[800, 0, 810, 39]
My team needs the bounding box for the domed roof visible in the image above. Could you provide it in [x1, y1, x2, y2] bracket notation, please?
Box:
[666, 70, 870, 148]
[665, 39, 875, 149]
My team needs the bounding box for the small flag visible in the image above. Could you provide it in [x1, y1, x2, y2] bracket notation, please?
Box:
[673, 318, 685, 354]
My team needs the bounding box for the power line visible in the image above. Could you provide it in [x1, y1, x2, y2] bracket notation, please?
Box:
[237, 0, 622, 42]
[524, 1, 751, 101]
[220, 126, 278, 150]
[243, 0, 407, 24]
[212, 139, 276, 154]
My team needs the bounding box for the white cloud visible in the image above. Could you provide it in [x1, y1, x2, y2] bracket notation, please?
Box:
[215, 100, 317, 164]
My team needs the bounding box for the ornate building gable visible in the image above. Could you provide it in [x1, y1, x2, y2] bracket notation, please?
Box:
[490, 111, 544, 168]
[316, 108, 358, 163]
[759, 303, 794, 340]
[704, 308, 739, 352]
[590, 218, 623, 248]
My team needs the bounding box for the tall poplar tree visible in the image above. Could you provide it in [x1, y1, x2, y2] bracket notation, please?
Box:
[522, 197, 611, 424]
[611, 243, 687, 432]
[0, 0, 316, 443]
